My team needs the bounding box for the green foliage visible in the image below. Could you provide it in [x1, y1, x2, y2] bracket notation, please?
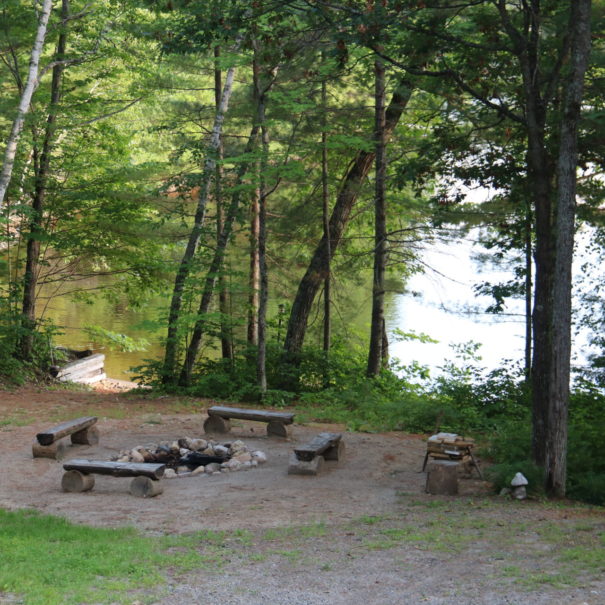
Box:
[82, 326, 150, 353]
[481, 384, 605, 505]
[0, 296, 59, 384]
[566, 383, 605, 505]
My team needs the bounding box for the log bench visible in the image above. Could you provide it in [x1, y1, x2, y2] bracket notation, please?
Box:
[62, 459, 166, 498]
[288, 432, 344, 475]
[33, 416, 99, 460]
[204, 405, 295, 438]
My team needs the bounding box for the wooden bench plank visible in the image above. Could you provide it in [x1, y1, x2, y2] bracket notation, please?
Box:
[294, 432, 342, 462]
[207, 406, 294, 424]
[36, 416, 97, 446]
[63, 459, 165, 480]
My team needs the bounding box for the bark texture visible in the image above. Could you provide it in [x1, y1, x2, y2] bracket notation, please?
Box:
[542, 0, 592, 496]
[215, 46, 233, 361]
[19, 0, 69, 360]
[0, 0, 53, 209]
[367, 60, 387, 377]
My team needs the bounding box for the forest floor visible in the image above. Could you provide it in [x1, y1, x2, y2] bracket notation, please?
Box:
[0, 382, 604, 605]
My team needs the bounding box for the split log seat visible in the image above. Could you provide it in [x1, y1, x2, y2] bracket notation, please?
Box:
[288, 432, 344, 476]
[33, 416, 99, 460]
[204, 405, 295, 438]
[62, 459, 166, 498]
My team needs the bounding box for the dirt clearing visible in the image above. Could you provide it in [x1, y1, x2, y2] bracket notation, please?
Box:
[0, 384, 603, 604]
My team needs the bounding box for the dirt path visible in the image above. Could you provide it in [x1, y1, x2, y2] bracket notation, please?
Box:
[1, 384, 603, 604]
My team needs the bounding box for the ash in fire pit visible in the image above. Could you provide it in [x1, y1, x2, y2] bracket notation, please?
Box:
[111, 438, 267, 478]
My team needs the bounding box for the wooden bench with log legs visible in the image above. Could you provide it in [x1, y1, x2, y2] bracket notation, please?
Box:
[62, 459, 166, 498]
[204, 405, 295, 438]
[33, 416, 99, 460]
[288, 432, 344, 475]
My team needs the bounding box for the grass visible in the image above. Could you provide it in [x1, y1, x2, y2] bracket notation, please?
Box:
[0, 509, 203, 605]
[1, 504, 604, 604]
[0, 415, 30, 428]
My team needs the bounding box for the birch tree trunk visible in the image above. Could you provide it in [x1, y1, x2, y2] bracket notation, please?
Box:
[162, 36, 241, 384]
[178, 66, 278, 385]
[0, 0, 53, 210]
[19, 0, 69, 361]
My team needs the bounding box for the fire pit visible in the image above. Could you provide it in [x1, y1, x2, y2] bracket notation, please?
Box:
[111, 437, 267, 479]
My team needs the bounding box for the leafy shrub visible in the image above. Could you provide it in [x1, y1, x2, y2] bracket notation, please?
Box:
[0, 300, 59, 385]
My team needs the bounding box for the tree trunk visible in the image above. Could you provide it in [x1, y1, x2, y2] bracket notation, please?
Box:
[162, 34, 242, 383]
[178, 68, 278, 385]
[178, 120, 261, 385]
[257, 119, 269, 397]
[321, 60, 331, 355]
[247, 53, 261, 347]
[0, 0, 53, 210]
[524, 199, 532, 379]
[542, 0, 592, 497]
[367, 60, 387, 377]
[215, 45, 233, 361]
[284, 78, 414, 358]
[18, 0, 69, 361]
[247, 183, 260, 346]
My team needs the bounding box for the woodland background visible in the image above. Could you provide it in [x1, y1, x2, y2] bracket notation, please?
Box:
[1, 0, 604, 502]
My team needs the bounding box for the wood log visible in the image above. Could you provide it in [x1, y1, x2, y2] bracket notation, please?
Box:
[37, 416, 97, 446]
[63, 459, 165, 480]
[287, 452, 324, 476]
[71, 425, 99, 446]
[207, 405, 294, 424]
[203, 415, 231, 434]
[294, 432, 342, 461]
[323, 439, 345, 461]
[32, 439, 67, 459]
[266, 420, 290, 438]
[425, 460, 459, 495]
[428, 453, 452, 460]
[62, 470, 95, 492]
[129, 476, 163, 498]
